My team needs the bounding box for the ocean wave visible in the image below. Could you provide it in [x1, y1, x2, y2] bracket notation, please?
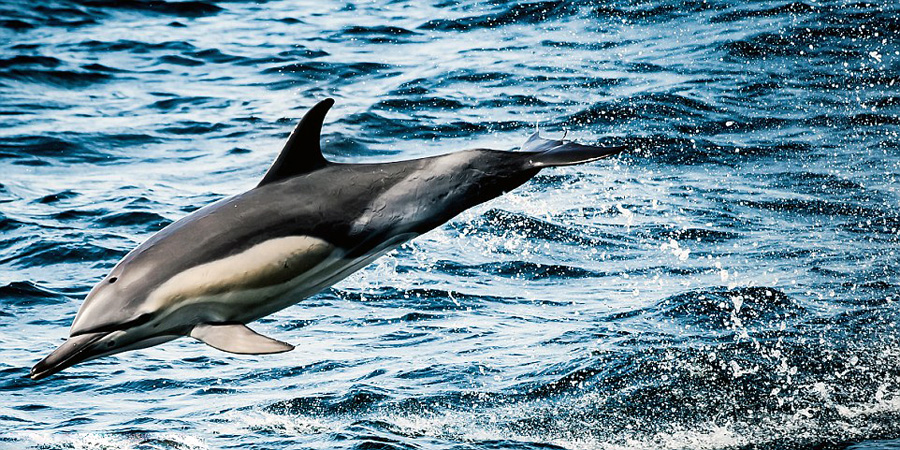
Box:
[75, 0, 224, 17]
[3, 240, 122, 268]
[419, 1, 577, 31]
[0, 281, 68, 306]
[0, 68, 114, 88]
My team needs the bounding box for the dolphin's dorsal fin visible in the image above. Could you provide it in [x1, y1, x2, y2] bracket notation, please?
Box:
[257, 98, 335, 187]
[190, 323, 294, 354]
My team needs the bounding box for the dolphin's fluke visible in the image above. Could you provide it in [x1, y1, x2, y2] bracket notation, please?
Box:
[520, 132, 626, 168]
[258, 98, 335, 186]
[190, 323, 294, 354]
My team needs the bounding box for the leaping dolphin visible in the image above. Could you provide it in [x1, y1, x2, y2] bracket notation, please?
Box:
[29, 98, 625, 380]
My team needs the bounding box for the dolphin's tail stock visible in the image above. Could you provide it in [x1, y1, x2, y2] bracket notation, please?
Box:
[519, 132, 626, 168]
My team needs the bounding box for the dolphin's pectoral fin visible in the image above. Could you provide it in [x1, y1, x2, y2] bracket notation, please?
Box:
[520, 132, 626, 168]
[190, 323, 294, 355]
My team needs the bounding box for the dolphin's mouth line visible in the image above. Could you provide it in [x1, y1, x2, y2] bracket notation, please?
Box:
[70, 313, 154, 338]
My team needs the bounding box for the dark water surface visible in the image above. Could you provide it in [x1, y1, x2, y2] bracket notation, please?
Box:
[2, 0, 900, 448]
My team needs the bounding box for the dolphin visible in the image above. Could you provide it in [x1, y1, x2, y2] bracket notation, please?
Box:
[29, 98, 625, 380]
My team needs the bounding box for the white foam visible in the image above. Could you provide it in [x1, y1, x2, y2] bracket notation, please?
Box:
[220, 409, 333, 436]
[16, 431, 208, 450]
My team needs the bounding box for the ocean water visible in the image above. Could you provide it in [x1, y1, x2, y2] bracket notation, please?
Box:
[1, 0, 899, 448]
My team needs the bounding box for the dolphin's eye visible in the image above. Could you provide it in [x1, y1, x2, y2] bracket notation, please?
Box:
[109, 277, 118, 284]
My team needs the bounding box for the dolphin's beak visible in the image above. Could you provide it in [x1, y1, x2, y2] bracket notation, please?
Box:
[30, 332, 108, 380]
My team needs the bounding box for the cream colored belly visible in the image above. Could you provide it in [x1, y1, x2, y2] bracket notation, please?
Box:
[141, 233, 414, 325]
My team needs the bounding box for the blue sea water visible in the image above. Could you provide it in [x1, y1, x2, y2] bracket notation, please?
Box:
[1, 0, 899, 448]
